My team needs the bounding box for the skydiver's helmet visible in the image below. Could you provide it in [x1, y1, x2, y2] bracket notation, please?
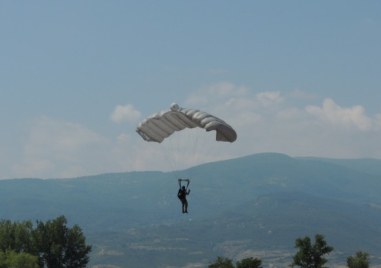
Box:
[182, 186, 186, 190]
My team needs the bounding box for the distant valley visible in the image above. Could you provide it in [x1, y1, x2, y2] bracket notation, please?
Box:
[1, 153, 381, 267]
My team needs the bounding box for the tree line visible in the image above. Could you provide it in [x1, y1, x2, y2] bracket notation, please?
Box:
[209, 234, 370, 268]
[0, 216, 91, 268]
[0, 218, 372, 268]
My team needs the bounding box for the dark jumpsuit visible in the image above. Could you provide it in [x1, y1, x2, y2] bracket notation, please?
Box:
[178, 187, 190, 213]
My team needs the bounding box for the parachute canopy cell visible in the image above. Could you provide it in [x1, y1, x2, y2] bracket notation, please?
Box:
[136, 103, 237, 143]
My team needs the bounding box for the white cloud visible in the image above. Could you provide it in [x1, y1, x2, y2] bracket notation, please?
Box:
[207, 81, 248, 96]
[306, 98, 373, 131]
[185, 82, 248, 108]
[178, 83, 381, 161]
[256, 91, 283, 107]
[12, 117, 112, 178]
[111, 104, 141, 124]
[290, 89, 317, 100]
[186, 82, 282, 110]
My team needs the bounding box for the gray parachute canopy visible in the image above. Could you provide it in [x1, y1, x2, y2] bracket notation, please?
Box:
[136, 103, 237, 143]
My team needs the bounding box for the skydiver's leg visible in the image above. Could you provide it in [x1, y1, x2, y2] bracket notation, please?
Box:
[184, 199, 188, 213]
[181, 199, 186, 213]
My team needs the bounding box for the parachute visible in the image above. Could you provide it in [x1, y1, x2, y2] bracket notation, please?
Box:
[136, 103, 237, 143]
[137, 103, 236, 214]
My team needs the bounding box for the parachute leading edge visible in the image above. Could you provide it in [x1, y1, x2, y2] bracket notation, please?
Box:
[136, 103, 237, 143]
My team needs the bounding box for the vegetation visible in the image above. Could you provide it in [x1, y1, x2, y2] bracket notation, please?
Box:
[236, 257, 262, 268]
[0, 216, 91, 268]
[0, 251, 39, 268]
[209, 256, 234, 268]
[347, 251, 370, 268]
[209, 235, 372, 268]
[291, 234, 333, 268]
[209, 256, 262, 268]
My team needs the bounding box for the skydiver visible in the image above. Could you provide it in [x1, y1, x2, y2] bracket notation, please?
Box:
[177, 182, 190, 213]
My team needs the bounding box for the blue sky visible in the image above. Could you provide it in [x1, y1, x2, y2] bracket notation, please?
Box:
[1, 1, 380, 179]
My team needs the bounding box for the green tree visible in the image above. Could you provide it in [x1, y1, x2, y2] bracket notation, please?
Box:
[0, 250, 39, 268]
[291, 234, 333, 268]
[236, 257, 262, 268]
[209, 256, 234, 268]
[63, 225, 91, 267]
[13, 221, 34, 253]
[6, 251, 39, 268]
[0, 217, 91, 268]
[347, 251, 369, 268]
[0, 220, 34, 253]
[0, 251, 7, 268]
[33, 216, 91, 268]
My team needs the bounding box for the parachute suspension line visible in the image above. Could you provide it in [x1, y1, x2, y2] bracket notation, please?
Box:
[182, 129, 200, 169]
[165, 131, 187, 178]
[178, 178, 190, 189]
[190, 129, 200, 168]
[166, 136, 177, 173]
[165, 128, 201, 175]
